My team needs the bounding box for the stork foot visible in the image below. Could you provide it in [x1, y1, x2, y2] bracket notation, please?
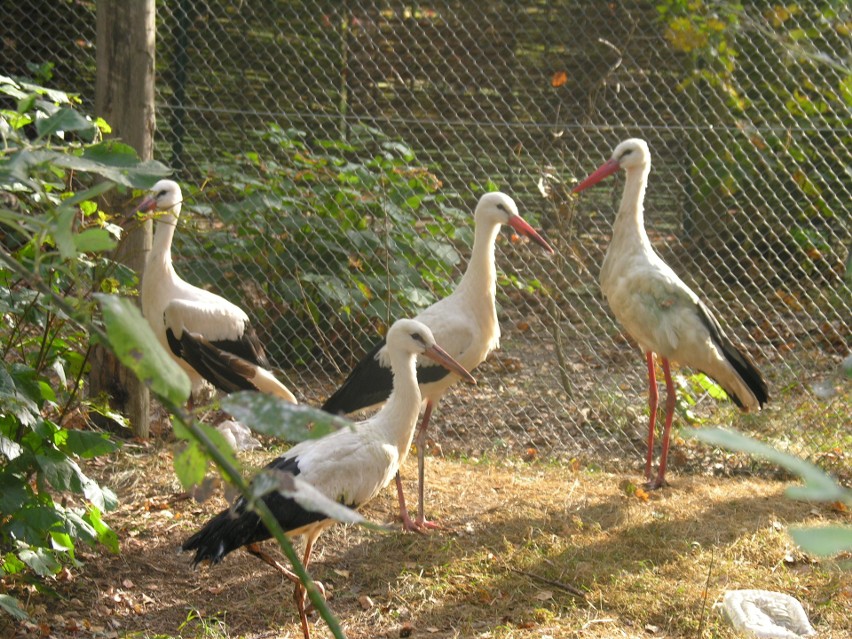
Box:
[645, 476, 670, 491]
[400, 512, 443, 534]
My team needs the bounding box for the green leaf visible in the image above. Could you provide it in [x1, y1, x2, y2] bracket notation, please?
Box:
[53, 206, 77, 259]
[31, 149, 171, 188]
[173, 441, 208, 490]
[80, 140, 140, 167]
[689, 372, 729, 401]
[684, 427, 850, 503]
[36, 450, 77, 493]
[220, 392, 347, 442]
[16, 93, 36, 115]
[59, 430, 117, 458]
[84, 505, 119, 554]
[96, 294, 191, 406]
[74, 228, 117, 253]
[59, 181, 115, 209]
[35, 107, 94, 140]
[0, 472, 29, 511]
[0, 594, 28, 620]
[18, 546, 60, 577]
[789, 526, 852, 557]
[2, 552, 26, 575]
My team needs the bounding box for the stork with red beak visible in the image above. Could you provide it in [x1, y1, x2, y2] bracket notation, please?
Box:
[322, 192, 554, 530]
[182, 318, 476, 639]
[573, 139, 768, 488]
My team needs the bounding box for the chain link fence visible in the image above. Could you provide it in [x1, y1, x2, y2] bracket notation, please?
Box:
[6, 1, 850, 476]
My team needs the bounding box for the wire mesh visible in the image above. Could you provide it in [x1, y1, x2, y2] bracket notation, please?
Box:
[7, 1, 849, 476]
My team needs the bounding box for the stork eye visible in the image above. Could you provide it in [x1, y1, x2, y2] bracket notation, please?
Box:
[156, 190, 167, 198]
[410, 332, 425, 344]
[496, 203, 508, 213]
[619, 148, 634, 160]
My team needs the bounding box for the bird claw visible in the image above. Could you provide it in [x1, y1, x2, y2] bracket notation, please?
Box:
[645, 477, 669, 491]
[400, 515, 443, 534]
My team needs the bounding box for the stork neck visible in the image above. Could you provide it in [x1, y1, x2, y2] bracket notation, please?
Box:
[373, 351, 423, 457]
[455, 219, 499, 300]
[611, 164, 652, 250]
[148, 210, 179, 271]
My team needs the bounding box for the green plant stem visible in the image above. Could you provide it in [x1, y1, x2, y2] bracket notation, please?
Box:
[170, 406, 346, 639]
[0, 245, 346, 637]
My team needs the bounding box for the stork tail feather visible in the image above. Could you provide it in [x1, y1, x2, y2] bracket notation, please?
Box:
[695, 300, 768, 410]
[718, 340, 769, 409]
[181, 504, 261, 566]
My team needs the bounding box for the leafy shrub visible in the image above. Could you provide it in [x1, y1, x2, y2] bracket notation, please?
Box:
[657, 1, 850, 284]
[0, 74, 169, 618]
[185, 124, 472, 367]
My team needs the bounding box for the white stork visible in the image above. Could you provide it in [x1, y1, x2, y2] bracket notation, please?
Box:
[182, 318, 475, 639]
[322, 192, 554, 530]
[136, 180, 297, 405]
[573, 138, 768, 488]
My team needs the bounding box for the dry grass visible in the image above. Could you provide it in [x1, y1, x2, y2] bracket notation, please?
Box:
[4, 442, 850, 639]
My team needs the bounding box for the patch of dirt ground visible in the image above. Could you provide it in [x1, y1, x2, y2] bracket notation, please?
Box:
[2, 442, 850, 639]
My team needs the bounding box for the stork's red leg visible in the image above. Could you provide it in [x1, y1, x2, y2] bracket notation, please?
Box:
[414, 400, 441, 530]
[245, 543, 301, 584]
[245, 541, 325, 639]
[394, 471, 419, 532]
[293, 534, 318, 639]
[649, 357, 676, 490]
[645, 351, 658, 481]
[395, 401, 439, 532]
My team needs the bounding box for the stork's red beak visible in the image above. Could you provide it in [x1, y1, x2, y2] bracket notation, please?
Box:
[135, 195, 159, 213]
[572, 158, 621, 193]
[422, 344, 476, 385]
[507, 215, 555, 254]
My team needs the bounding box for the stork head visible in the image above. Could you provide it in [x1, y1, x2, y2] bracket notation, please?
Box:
[136, 179, 183, 214]
[386, 319, 476, 385]
[572, 138, 650, 193]
[475, 192, 554, 254]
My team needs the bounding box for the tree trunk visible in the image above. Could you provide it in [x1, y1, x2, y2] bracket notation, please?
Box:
[91, 0, 156, 438]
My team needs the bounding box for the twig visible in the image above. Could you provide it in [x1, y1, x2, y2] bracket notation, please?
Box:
[698, 544, 716, 638]
[507, 565, 586, 600]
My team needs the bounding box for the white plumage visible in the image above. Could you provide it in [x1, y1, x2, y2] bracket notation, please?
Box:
[182, 318, 475, 639]
[137, 179, 296, 404]
[322, 192, 554, 529]
[573, 139, 768, 488]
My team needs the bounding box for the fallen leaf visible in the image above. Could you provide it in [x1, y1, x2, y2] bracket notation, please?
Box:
[534, 590, 553, 601]
[400, 621, 415, 637]
[122, 579, 134, 589]
[358, 595, 374, 610]
[551, 71, 568, 87]
[333, 568, 351, 578]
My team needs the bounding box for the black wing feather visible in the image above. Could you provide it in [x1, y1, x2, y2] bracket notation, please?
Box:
[181, 455, 328, 566]
[695, 300, 769, 408]
[322, 338, 393, 414]
[208, 323, 270, 369]
[173, 329, 262, 394]
[322, 336, 454, 415]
